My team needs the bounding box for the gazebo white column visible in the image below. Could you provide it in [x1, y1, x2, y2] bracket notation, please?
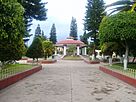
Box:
[77, 45, 80, 55]
[54, 47, 57, 55]
[55, 50, 57, 55]
[63, 45, 67, 55]
[84, 47, 87, 55]
[96, 50, 101, 58]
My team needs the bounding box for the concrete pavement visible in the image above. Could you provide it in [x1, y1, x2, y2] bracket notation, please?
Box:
[0, 60, 136, 102]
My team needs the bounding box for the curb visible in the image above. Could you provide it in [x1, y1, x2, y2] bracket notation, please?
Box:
[0, 65, 42, 90]
[41, 60, 57, 64]
[84, 59, 100, 64]
[27, 60, 57, 64]
[99, 66, 136, 88]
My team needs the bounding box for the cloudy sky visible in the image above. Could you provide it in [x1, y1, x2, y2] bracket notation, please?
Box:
[29, 0, 117, 45]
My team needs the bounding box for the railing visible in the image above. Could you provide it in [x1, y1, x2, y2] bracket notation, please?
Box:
[123, 68, 136, 78]
[108, 65, 136, 79]
[0, 64, 37, 80]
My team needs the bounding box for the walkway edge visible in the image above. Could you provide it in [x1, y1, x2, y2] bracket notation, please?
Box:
[0, 65, 42, 90]
[99, 66, 136, 88]
[80, 55, 100, 64]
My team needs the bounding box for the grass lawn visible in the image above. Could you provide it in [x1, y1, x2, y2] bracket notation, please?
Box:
[107, 63, 136, 78]
[111, 63, 136, 70]
[63, 55, 82, 60]
[0, 64, 35, 79]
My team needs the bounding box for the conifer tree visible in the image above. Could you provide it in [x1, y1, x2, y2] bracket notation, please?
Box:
[18, 0, 47, 38]
[70, 17, 78, 40]
[35, 24, 42, 37]
[41, 30, 47, 40]
[80, 31, 88, 44]
[84, 0, 105, 58]
[26, 37, 43, 61]
[49, 24, 57, 44]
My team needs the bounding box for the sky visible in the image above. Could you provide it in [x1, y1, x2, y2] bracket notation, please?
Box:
[28, 0, 117, 45]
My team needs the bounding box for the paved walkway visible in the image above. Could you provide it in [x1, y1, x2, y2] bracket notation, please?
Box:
[0, 60, 136, 102]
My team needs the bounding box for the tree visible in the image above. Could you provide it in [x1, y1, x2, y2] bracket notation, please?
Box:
[129, 41, 136, 63]
[101, 42, 125, 57]
[80, 31, 88, 44]
[84, 0, 105, 59]
[17, 0, 47, 38]
[0, 0, 25, 66]
[26, 37, 44, 61]
[99, 12, 136, 69]
[106, 0, 136, 15]
[49, 24, 57, 44]
[34, 25, 46, 41]
[42, 40, 55, 59]
[67, 45, 76, 56]
[41, 30, 47, 40]
[35, 24, 42, 37]
[70, 17, 78, 40]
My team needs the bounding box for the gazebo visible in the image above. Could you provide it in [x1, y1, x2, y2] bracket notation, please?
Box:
[55, 37, 87, 56]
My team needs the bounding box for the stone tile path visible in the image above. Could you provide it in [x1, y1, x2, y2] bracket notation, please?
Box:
[0, 60, 136, 102]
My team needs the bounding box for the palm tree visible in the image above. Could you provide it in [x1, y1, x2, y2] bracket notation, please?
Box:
[106, 0, 136, 15]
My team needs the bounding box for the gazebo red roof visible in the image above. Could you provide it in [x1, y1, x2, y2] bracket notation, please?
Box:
[56, 39, 84, 45]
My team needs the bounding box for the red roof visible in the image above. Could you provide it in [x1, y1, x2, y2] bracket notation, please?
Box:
[56, 39, 84, 45]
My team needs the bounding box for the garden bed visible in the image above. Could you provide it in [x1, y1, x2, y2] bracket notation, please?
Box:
[84, 60, 100, 64]
[0, 65, 42, 90]
[111, 63, 136, 70]
[99, 66, 136, 88]
[80, 55, 100, 64]
[63, 55, 82, 60]
[27, 59, 57, 64]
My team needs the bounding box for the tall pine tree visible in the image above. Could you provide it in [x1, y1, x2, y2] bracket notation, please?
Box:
[80, 31, 88, 44]
[70, 17, 78, 40]
[35, 24, 42, 37]
[41, 30, 47, 40]
[17, 0, 47, 38]
[84, 0, 105, 58]
[49, 24, 57, 44]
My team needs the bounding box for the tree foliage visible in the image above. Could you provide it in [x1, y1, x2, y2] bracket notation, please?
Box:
[80, 31, 88, 44]
[26, 37, 43, 60]
[49, 24, 57, 44]
[99, 12, 136, 69]
[41, 30, 47, 40]
[129, 41, 136, 62]
[35, 24, 42, 37]
[84, 0, 105, 57]
[67, 45, 76, 56]
[106, 0, 136, 15]
[42, 40, 55, 59]
[35, 24, 46, 41]
[99, 12, 136, 43]
[17, 0, 47, 37]
[70, 17, 78, 40]
[0, 1, 25, 64]
[101, 42, 125, 56]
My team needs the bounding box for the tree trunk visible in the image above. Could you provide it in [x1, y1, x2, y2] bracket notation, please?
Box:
[119, 56, 123, 64]
[93, 44, 96, 59]
[132, 57, 136, 63]
[93, 35, 96, 60]
[1, 61, 5, 69]
[124, 44, 129, 70]
[109, 56, 112, 66]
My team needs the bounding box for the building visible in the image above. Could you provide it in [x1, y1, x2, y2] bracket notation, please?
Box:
[55, 37, 87, 56]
